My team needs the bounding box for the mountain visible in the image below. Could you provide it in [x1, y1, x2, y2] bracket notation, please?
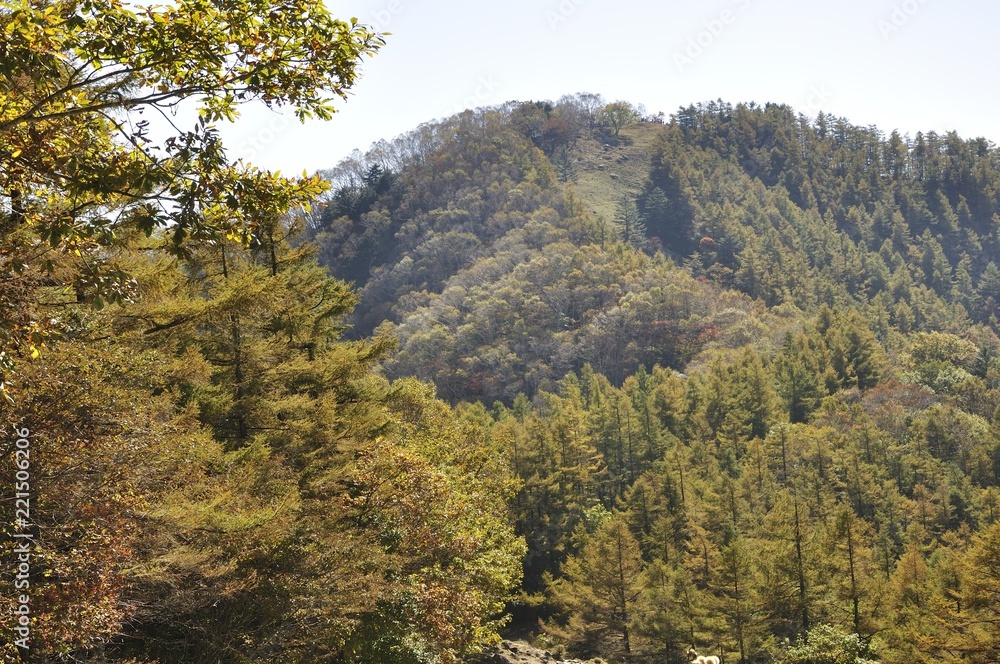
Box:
[302, 96, 1000, 664]
[305, 96, 1000, 404]
[20, 0, 1000, 658]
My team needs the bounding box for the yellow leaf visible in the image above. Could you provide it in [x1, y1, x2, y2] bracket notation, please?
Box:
[30, 345, 40, 359]
[11, 149, 21, 158]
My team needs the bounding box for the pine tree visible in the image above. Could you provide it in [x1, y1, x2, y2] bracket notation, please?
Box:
[554, 146, 578, 183]
[643, 186, 671, 246]
[116, 226, 522, 661]
[616, 193, 647, 248]
[547, 514, 645, 657]
[980, 262, 1000, 317]
[775, 332, 823, 423]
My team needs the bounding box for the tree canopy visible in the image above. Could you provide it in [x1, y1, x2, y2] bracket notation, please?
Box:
[1, 2, 526, 661]
[0, 0, 382, 398]
[300, 96, 1000, 663]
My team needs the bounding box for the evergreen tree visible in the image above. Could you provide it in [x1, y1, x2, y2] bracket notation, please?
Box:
[547, 514, 645, 657]
[553, 146, 578, 183]
[775, 332, 823, 423]
[113, 230, 521, 661]
[616, 193, 647, 248]
[642, 186, 672, 248]
[960, 520, 1000, 661]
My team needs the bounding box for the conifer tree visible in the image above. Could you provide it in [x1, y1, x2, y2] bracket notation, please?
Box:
[775, 332, 823, 423]
[960, 520, 1000, 661]
[547, 514, 645, 657]
[112, 227, 522, 661]
[616, 193, 647, 248]
[642, 187, 671, 246]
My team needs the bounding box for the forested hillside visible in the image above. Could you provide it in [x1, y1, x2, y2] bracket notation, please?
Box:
[7, 0, 1000, 660]
[1, 2, 525, 661]
[305, 97, 1000, 664]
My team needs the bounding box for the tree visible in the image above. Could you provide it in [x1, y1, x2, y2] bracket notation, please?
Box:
[906, 332, 977, 394]
[704, 348, 778, 452]
[825, 311, 886, 391]
[344, 381, 526, 663]
[0, 0, 383, 399]
[719, 542, 748, 661]
[0, 313, 207, 659]
[553, 146, 577, 183]
[508, 381, 604, 590]
[881, 544, 957, 664]
[775, 332, 823, 423]
[107, 233, 523, 661]
[635, 559, 693, 661]
[980, 263, 1000, 310]
[642, 186, 671, 246]
[777, 624, 878, 664]
[547, 514, 645, 657]
[568, 92, 606, 129]
[758, 487, 815, 638]
[600, 101, 641, 139]
[961, 520, 1000, 661]
[615, 193, 647, 248]
[828, 505, 880, 635]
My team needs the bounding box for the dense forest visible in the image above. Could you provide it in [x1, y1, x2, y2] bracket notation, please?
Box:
[3, 0, 1000, 661]
[1, 1, 523, 661]
[301, 96, 1000, 663]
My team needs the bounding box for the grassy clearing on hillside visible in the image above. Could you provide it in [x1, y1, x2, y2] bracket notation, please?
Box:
[567, 121, 663, 224]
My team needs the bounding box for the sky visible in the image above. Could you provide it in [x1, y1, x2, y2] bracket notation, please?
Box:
[218, 0, 1000, 174]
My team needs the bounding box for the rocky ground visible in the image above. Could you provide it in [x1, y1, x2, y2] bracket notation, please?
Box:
[469, 640, 608, 664]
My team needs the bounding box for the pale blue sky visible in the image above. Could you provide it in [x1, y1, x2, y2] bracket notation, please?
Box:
[222, 0, 1000, 173]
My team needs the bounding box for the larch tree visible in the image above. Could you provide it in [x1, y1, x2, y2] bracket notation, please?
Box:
[775, 331, 823, 424]
[960, 520, 1000, 662]
[547, 513, 645, 657]
[109, 225, 524, 661]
